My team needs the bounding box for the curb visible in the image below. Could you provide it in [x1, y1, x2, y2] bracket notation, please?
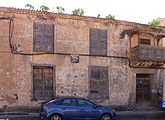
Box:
[0, 112, 39, 116]
[117, 110, 165, 114]
[0, 111, 164, 116]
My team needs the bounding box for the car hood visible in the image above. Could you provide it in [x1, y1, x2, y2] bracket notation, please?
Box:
[100, 106, 115, 112]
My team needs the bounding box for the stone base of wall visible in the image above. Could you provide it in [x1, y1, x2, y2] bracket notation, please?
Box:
[110, 104, 160, 111]
[0, 106, 40, 113]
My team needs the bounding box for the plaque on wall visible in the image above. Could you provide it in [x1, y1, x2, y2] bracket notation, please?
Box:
[71, 55, 79, 63]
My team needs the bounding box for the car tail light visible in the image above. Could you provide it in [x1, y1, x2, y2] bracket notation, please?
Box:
[44, 99, 58, 105]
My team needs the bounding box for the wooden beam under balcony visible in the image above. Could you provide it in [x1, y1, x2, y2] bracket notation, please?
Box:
[127, 27, 165, 38]
[130, 45, 165, 67]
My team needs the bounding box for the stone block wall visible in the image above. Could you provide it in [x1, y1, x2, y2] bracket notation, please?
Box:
[0, 8, 164, 109]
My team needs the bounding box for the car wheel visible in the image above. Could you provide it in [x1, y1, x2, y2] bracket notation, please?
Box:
[100, 114, 111, 120]
[49, 114, 62, 120]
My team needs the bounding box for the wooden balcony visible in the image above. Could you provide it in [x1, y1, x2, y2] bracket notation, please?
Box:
[130, 45, 165, 67]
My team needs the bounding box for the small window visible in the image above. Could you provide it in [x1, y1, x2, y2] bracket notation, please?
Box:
[77, 99, 95, 108]
[61, 98, 77, 107]
[140, 39, 150, 45]
[91, 69, 99, 79]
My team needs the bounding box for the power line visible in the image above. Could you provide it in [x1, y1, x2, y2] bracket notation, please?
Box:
[0, 17, 165, 69]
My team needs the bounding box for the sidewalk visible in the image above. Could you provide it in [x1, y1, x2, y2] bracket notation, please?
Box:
[117, 110, 165, 114]
[116, 110, 165, 120]
[0, 110, 165, 120]
[0, 110, 164, 116]
[0, 112, 39, 116]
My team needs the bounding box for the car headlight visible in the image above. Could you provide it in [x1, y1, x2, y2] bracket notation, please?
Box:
[112, 109, 115, 112]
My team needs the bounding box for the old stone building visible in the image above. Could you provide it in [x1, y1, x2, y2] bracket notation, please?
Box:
[0, 7, 165, 110]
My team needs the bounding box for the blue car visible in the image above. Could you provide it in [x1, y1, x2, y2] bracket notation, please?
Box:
[40, 97, 116, 120]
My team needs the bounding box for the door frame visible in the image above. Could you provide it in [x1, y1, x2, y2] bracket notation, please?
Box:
[136, 74, 153, 104]
[31, 64, 56, 100]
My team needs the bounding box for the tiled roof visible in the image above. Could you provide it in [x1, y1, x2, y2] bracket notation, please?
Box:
[0, 6, 149, 27]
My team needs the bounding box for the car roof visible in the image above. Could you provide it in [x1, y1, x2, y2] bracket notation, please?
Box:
[41, 96, 87, 105]
[56, 96, 86, 99]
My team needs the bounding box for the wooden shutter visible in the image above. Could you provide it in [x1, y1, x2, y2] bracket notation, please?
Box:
[33, 66, 54, 100]
[90, 28, 107, 56]
[33, 22, 54, 52]
[89, 66, 109, 100]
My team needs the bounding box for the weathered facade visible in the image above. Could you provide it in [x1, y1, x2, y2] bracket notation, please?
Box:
[0, 7, 165, 110]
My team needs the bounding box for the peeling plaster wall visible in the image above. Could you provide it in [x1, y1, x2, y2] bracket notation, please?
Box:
[0, 10, 164, 109]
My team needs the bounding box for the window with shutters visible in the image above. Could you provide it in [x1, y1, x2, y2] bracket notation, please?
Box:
[32, 66, 55, 100]
[90, 28, 107, 56]
[33, 22, 54, 52]
[89, 66, 109, 100]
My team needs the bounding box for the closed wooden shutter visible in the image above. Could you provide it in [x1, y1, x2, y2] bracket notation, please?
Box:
[33, 22, 54, 52]
[33, 66, 54, 100]
[89, 66, 109, 100]
[90, 28, 107, 56]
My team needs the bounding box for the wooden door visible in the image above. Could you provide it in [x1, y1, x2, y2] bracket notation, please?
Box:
[136, 74, 151, 103]
[33, 66, 54, 100]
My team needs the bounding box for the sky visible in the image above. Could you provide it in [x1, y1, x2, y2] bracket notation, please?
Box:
[0, 0, 165, 24]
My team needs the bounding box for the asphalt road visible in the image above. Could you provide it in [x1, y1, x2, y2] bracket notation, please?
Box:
[0, 111, 165, 120]
[117, 111, 165, 120]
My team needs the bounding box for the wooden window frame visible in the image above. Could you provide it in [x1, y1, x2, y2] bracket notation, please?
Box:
[89, 28, 107, 56]
[31, 64, 56, 100]
[33, 22, 54, 53]
[140, 39, 150, 45]
[88, 66, 109, 100]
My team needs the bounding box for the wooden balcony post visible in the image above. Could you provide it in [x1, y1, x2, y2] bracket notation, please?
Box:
[138, 33, 140, 45]
[129, 35, 132, 48]
[154, 34, 155, 46]
[157, 39, 159, 47]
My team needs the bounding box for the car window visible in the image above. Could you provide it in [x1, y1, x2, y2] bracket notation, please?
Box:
[54, 99, 62, 105]
[60, 98, 77, 107]
[77, 99, 95, 108]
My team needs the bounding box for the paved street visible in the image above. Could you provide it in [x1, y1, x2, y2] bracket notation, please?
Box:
[0, 116, 39, 120]
[117, 111, 165, 120]
[0, 111, 165, 120]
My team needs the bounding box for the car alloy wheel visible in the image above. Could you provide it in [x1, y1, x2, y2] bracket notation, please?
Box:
[50, 114, 62, 120]
[101, 114, 111, 120]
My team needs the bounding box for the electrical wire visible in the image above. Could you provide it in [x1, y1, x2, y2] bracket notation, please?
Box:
[0, 17, 165, 69]
[2, 17, 129, 59]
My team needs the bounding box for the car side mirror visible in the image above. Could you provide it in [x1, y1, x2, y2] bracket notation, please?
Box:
[93, 105, 98, 109]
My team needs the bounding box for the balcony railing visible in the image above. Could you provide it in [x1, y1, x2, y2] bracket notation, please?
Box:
[130, 45, 165, 67]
